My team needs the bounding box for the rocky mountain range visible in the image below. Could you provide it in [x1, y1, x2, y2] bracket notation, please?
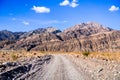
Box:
[0, 22, 120, 52]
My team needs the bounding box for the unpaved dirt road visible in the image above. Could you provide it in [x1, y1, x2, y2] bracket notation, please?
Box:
[1, 54, 120, 80]
[26, 54, 92, 80]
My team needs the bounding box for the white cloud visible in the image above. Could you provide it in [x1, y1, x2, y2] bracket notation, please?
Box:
[70, 1, 79, 8]
[12, 18, 16, 21]
[22, 21, 29, 26]
[60, 0, 70, 6]
[42, 20, 68, 24]
[47, 20, 67, 24]
[63, 20, 68, 23]
[109, 5, 119, 12]
[60, 0, 79, 8]
[32, 6, 50, 13]
[48, 20, 60, 24]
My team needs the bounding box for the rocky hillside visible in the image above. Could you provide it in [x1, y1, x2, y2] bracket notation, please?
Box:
[60, 22, 113, 40]
[0, 30, 25, 49]
[20, 27, 61, 39]
[0, 30, 25, 41]
[0, 22, 120, 52]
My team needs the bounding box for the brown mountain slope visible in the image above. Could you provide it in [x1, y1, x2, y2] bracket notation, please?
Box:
[1, 22, 120, 52]
[31, 31, 120, 52]
[59, 22, 112, 40]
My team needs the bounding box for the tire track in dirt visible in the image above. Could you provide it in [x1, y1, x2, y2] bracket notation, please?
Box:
[32, 54, 91, 80]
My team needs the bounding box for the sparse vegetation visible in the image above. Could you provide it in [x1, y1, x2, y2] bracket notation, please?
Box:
[0, 50, 120, 63]
[11, 54, 18, 60]
[0, 50, 45, 63]
[82, 51, 90, 57]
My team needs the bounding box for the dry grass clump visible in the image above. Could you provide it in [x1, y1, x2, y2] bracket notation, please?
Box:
[94, 52, 120, 61]
[74, 52, 120, 62]
[0, 50, 45, 63]
[82, 51, 90, 57]
[66, 51, 120, 62]
[11, 54, 18, 60]
[0, 50, 120, 63]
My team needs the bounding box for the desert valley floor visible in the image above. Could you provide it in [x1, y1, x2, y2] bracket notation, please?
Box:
[0, 51, 120, 80]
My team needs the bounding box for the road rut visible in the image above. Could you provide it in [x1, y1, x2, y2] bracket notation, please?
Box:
[27, 54, 92, 80]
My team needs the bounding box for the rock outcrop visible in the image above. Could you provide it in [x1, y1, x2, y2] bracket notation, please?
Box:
[0, 30, 25, 41]
[0, 55, 52, 80]
[0, 22, 120, 52]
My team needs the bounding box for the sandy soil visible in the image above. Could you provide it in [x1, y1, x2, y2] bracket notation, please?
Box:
[27, 54, 92, 80]
[0, 54, 120, 80]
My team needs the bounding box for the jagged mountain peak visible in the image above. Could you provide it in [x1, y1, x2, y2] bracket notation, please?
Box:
[60, 22, 114, 40]
[0, 30, 12, 33]
[20, 27, 61, 38]
[45, 27, 61, 33]
[0, 30, 25, 41]
[0, 22, 120, 52]
[64, 22, 113, 33]
[86, 22, 113, 30]
[32, 27, 61, 33]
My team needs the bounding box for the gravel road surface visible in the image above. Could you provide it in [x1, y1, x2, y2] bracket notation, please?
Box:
[0, 54, 120, 80]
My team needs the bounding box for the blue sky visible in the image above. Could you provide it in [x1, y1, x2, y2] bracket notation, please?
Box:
[0, 0, 120, 32]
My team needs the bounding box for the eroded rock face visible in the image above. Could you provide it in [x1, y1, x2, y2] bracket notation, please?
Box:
[30, 31, 120, 52]
[60, 22, 113, 40]
[0, 22, 120, 52]
[0, 55, 52, 80]
[0, 30, 25, 41]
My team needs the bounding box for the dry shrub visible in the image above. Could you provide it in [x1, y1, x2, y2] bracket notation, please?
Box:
[11, 54, 18, 60]
[82, 51, 90, 57]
